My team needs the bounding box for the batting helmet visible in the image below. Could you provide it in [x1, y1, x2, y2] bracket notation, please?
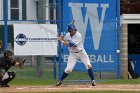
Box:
[67, 24, 77, 32]
[4, 49, 14, 59]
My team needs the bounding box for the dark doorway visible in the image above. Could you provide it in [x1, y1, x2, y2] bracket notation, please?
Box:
[128, 24, 140, 54]
[128, 24, 140, 78]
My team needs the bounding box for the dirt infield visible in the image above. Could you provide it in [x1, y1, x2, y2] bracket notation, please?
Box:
[0, 84, 140, 92]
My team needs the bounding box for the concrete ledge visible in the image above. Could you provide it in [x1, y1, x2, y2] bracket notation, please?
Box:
[121, 14, 140, 25]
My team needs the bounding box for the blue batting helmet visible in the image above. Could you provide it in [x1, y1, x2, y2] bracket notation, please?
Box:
[67, 24, 77, 32]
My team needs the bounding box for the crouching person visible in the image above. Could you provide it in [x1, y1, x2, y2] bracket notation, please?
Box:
[0, 49, 26, 87]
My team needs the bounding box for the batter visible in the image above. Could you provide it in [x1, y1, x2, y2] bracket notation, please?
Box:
[55, 24, 96, 86]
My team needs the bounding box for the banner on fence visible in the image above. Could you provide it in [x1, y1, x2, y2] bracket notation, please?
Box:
[63, 0, 117, 71]
[14, 24, 58, 55]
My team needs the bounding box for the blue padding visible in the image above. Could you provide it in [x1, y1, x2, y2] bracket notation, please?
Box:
[69, 41, 74, 47]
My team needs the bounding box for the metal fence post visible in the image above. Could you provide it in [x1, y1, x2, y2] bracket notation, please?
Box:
[4, 0, 8, 49]
[58, 0, 62, 80]
[53, 0, 57, 80]
[117, 0, 121, 79]
[53, 55, 56, 79]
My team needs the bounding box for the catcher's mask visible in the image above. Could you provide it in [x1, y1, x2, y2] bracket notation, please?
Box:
[4, 49, 14, 60]
[67, 24, 77, 32]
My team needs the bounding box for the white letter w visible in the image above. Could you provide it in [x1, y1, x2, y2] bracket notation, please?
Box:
[69, 3, 109, 50]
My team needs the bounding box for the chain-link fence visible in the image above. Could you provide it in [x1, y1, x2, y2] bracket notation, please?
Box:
[1, 0, 61, 45]
[0, 0, 122, 85]
[1, 1, 61, 49]
[0, 0, 63, 79]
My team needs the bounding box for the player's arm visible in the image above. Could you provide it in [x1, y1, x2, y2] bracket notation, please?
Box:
[62, 35, 81, 47]
[14, 58, 26, 69]
[58, 36, 68, 46]
[58, 36, 76, 47]
[63, 40, 76, 47]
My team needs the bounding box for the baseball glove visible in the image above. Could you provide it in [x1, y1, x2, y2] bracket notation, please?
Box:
[18, 58, 26, 69]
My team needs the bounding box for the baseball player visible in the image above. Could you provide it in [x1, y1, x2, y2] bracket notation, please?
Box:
[0, 49, 26, 87]
[55, 24, 96, 86]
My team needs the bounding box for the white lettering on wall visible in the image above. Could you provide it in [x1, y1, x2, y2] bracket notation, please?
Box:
[69, 3, 109, 50]
[63, 54, 115, 63]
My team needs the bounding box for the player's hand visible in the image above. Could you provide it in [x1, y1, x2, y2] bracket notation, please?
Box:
[58, 36, 64, 42]
[18, 58, 26, 69]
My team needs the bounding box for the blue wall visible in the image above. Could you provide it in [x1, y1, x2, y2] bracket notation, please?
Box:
[62, 0, 118, 71]
[129, 54, 140, 76]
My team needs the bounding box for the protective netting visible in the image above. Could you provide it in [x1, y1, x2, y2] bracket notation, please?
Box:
[0, 0, 122, 85]
[0, 0, 62, 79]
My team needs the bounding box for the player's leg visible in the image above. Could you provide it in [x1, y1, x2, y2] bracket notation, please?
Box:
[1, 71, 16, 87]
[0, 68, 6, 86]
[79, 50, 96, 86]
[55, 53, 77, 86]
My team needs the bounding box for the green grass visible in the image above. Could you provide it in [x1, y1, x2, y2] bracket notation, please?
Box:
[9, 66, 140, 86]
[10, 66, 57, 85]
[10, 66, 93, 85]
[6, 67, 140, 93]
[99, 79, 140, 84]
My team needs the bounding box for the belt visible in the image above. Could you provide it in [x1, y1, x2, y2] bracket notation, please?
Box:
[71, 49, 83, 53]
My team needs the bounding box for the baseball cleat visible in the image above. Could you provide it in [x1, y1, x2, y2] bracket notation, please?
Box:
[55, 81, 63, 86]
[0, 83, 10, 87]
[91, 80, 96, 86]
[1, 84, 10, 87]
[0, 81, 10, 87]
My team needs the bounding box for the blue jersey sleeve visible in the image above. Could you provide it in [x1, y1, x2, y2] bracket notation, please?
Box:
[68, 41, 77, 47]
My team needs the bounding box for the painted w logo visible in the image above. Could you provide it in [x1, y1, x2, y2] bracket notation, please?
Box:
[69, 3, 109, 50]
